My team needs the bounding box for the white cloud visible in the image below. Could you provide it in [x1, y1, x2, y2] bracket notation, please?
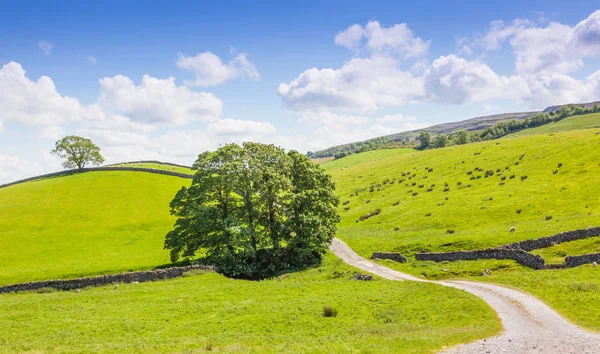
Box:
[335, 24, 365, 50]
[38, 41, 52, 55]
[0, 120, 4, 133]
[205, 118, 276, 136]
[0, 62, 84, 127]
[423, 55, 529, 104]
[298, 111, 369, 126]
[40, 125, 66, 140]
[279, 56, 424, 113]
[87, 56, 97, 65]
[335, 21, 430, 57]
[177, 51, 260, 87]
[375, 113, 408, 123]
[0, 151, 62, 184]
[98, 74, 223, 125]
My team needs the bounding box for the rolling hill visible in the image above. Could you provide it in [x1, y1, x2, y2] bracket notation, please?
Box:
[323, 127, 600, 330]
[0, 167, 499, 353]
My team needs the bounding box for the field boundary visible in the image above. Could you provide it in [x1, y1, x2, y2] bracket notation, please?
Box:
[104, 160, 193, 169]
[0, 167, 194, 189]
[0, 264, 214, 293]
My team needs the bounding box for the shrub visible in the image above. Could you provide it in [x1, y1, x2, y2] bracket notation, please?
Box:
[484, 170, 494, 178]
[343, 207, 350, 211]
[323, 306, 338, 318]
[470, 176, 476, 180]
[476, 175, 482, 179]
[521, 176, 528, 181]
[558, 163, 563, 168]
[489, 197, 493, 201]
[365, 200, 370, 203]
[425, 213, 432, 217]
[501, 176, 506, 181]
[496, 168, 501, 173]
[446, 229, 455, 234]
[394, 227, 399, 231]
[392, 201, 400, 206]
[519, 154, 525, 160]
[418, 184, 424, 188]
[509, 175, 516, 179]
[427, 168, 434, 172]
[553, 170, 558, 174]
[443, 187, 450, 192]
[516, 209, 522, 214]
[431, 184, 436, 187]
[499, 182, 505, 186]
[411, 182, 416, 186]
[466, 171, 473, 175]
[515, 161, 520, 166]
[342, 200, 349, 205]
[545, 215, 553, 220]
[412, 192, 418, 196]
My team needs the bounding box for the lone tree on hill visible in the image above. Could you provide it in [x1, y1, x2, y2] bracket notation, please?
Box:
[164, 142, 340, 279]
[51, 136, 105, 169]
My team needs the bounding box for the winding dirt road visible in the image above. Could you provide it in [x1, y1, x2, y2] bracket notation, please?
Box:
[330, 237, 600, 354]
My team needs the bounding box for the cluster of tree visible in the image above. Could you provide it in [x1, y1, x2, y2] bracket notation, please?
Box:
[418, 103, 600, 150]
[164, 143, 340, 279]
[308, 137, 393, 160]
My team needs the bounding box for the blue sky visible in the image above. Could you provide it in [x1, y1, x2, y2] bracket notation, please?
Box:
[1, 0, 600, 183]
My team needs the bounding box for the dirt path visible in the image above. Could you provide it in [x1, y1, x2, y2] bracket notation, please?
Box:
[330, 238, 600, 354]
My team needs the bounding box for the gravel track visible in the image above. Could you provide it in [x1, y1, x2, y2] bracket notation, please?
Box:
[330, 237, 600, 353]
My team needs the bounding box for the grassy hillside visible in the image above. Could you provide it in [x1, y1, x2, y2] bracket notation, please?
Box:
[0, 171, 190, 285]
[505, 112, 600, 137]
[0, 256, 500, 353]
[324, 128, 600, 330]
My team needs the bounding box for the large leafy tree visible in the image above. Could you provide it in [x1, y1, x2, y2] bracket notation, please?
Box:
[51, 136, 105, 169]
[165, 143, 340, 278]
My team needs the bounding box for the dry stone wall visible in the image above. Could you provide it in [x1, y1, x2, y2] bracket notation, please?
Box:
[0, 167, 193, 189]
[416, 249, 546, 269]
[503, 227, 600, 251]
[0, 265, 214, 294]
[371, 252, 407, 263]
[565, 253, 600, 268]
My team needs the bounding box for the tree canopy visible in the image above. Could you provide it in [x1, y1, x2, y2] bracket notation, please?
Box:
[164, 142, 340, 279]
[51, 136, 105, 169]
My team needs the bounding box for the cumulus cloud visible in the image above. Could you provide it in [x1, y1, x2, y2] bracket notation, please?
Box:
[177, 51, 260, 87]
[423, 55, 529, 104]
[38, 41, 52, 55]
[0, 62, 83, 127]
[279, 56, 424, 113]
[335, 21, 430, 57]
[99, 74, 223, 125]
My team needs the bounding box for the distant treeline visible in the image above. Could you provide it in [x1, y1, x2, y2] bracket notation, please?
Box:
[307, 137, 415, 160]
[419, 103, 599, 150]
[311, 103, 599, 160]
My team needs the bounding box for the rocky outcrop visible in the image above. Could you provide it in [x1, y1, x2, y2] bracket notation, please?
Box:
[416, 248, 546, 269]
[0, 264, 214, 294]
[371, 252, 407, 263]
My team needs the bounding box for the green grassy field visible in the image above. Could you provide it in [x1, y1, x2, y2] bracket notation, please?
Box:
[110, 162, 194, 174]
[505, 112, 600, 137]
[322, 128, 600, 330]
[0, 171, 190, 285]
[0, 254, 499, 353]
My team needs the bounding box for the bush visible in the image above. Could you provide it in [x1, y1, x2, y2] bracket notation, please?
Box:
[427, 187, 433, 192]
[553, 170, 558, 174]
[392, 201, 400, 206]
[558, 163, 563, 168]
[343, 207, 350, 211]
[412, 192, 418, 196]
[358, 209, 381, 221]
[509, 175, 516, 179]
[501, 176, 506, 181]
[545, 215, 553, 220]
[425, 213, 432, 217]
[446, 229, 455, 234]
[456, 181, 462, 186]
[516, 209, 522, 214]
[521, 176, 528, 181]
[323, 305, 338, 318]
[443, 187, 450, 192]
[365, 200, 371, 204]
